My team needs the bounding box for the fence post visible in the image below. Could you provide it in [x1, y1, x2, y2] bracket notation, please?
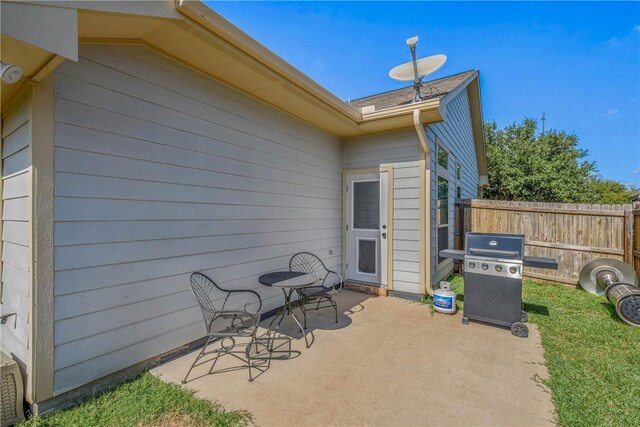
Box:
[633, 207, 640, 278]
[624, 208, 633, 266]
[454, 200, 462, 273]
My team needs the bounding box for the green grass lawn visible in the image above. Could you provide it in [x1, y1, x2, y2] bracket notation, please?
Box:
[20, 372, 250, 427]
[439, 275, 640, 427]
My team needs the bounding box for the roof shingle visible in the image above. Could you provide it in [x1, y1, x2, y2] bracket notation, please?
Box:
[348, 70, 477, 112]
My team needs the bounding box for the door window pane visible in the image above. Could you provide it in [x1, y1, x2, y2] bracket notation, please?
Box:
[353, 181, 379, 229]
[358, 239, 376, 274]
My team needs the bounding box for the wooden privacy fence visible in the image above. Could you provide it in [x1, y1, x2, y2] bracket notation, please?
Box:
[457, 199, 637, 286]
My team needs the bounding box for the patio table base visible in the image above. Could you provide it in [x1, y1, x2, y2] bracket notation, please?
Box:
[267, 287, 312, 348]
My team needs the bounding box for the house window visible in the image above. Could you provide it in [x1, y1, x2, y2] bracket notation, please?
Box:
[437, 175, 449, 264]
[437, 144, 448, 169]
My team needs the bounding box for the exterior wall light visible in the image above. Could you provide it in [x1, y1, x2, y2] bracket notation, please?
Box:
[1, 62, 24, 84]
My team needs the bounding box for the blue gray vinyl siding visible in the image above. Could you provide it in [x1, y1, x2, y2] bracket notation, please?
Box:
[1, 96, 31, 366]
[342, 129, 419, 170]
[427, 88, 479, 286]
[392, 162, 420, 294]
[52, 45, 342, 394]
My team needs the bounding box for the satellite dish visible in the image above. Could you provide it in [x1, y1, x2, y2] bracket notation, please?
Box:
[388, 36, 447, 102]
[389, 54, 447, 82]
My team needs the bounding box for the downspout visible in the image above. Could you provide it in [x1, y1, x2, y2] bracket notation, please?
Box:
[413, 109, 433, 296]
[413, 109, 429, 155]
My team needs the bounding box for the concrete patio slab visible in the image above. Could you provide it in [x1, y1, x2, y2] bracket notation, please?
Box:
[152, 290, 556, 426]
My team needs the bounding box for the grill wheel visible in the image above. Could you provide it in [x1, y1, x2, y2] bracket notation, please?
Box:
[511, 322, 529, 338]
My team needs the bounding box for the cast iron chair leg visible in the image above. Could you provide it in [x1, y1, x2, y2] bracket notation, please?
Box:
[182, 336, 212, 384]
[331, 298, 338, 323]
[266, 306, 287, 351]
[251, 336, 258, 355]
[208, 350, 222, 375]
[299, 304, 307, 329]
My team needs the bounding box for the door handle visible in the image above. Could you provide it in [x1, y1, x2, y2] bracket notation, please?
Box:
[382, 232, 387, 239]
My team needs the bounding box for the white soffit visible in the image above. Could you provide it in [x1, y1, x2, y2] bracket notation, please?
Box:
[1, 1, 78, 60]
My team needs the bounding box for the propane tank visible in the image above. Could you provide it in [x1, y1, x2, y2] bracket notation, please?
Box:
[433, 281, 457, 314]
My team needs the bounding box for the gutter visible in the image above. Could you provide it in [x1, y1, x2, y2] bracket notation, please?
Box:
[413, 109, 430, 154]
[361, 98, 441, 122]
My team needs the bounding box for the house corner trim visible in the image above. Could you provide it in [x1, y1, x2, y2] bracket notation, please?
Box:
[29, 75, 55, 402]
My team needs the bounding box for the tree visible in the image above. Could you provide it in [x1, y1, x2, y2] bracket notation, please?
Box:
[483, 119, 598, 203]
[588, 178, 639, 204]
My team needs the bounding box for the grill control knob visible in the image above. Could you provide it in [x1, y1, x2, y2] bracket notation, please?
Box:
[481, 263, 489, 270]
[509, 266, 518, 274]
[468, 262, 476, 269]
[495, 265, 503, 272]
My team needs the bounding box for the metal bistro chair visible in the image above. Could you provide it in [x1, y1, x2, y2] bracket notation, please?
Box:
[289, 252, 344, 328]
[183, 272, 273, 383]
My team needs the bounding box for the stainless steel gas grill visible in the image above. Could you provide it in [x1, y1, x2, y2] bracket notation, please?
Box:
[440, 232, 558, 337]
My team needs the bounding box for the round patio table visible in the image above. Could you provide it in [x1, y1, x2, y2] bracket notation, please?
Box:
[258, 271, 318, 348]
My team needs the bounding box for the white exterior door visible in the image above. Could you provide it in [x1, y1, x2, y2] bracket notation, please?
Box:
[346, 173, 387, 284]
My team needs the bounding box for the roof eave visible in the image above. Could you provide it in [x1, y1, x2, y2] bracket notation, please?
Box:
[134, 0, 448, 138]
[175, 0, 361, 124]
[360, 97, 441, 121]
[2, 0, 479, 141]
[344, 99, 443, 137]
[437, 70, 478, 120]
[434, 71, 486, 176]
[467, 76, 487, 176]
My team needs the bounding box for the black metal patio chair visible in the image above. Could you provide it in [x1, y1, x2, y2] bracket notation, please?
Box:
[182, 272, 274, 383]
[289, 252, 344, 328]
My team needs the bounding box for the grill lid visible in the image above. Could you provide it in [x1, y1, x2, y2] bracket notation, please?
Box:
[465, 232, 525, 260]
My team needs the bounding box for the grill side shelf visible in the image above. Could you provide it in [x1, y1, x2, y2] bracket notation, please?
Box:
[523, 256, 559, 270]
[439, 249, 465, 261]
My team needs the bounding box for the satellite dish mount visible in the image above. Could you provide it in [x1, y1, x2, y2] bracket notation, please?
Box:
[406, 37, 425, 102]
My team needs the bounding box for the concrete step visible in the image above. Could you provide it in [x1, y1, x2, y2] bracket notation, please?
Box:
[344, 281, 388, 296]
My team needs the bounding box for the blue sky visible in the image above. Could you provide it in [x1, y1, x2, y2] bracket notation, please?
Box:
[207, 1, 640, 186]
